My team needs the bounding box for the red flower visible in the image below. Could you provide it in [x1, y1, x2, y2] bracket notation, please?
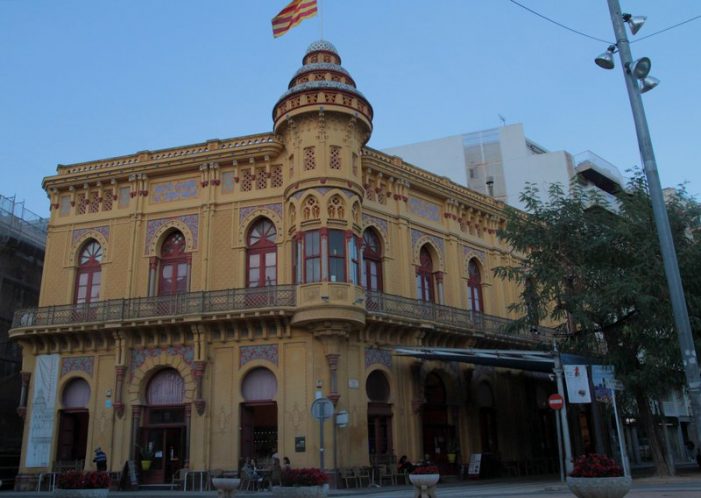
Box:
[57, 470, 111, 489]
[281, 468, 329, 486]
[411, 465, 440, 475]
[570, 454, 623, 478]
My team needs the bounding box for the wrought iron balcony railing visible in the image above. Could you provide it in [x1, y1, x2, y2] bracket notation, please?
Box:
[12, 285, 297, 328]
[365, 290, 551, 341]
[11, 285, 549, 342]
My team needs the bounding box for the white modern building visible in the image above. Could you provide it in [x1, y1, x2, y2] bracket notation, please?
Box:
[384, 123, 625, 211]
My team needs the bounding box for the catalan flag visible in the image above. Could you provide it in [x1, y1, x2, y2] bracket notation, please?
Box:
[272, 0, 318, 38]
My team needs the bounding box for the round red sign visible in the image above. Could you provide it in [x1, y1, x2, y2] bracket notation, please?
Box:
[548, 393, 564, 410]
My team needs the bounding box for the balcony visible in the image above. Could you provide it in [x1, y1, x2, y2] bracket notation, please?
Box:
[10, 285, 550, 345]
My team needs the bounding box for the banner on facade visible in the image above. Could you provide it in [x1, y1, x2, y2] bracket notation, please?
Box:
[591, 365, 616, 403]
[25, 354, 60, 467]
[564, 364, 591, 404]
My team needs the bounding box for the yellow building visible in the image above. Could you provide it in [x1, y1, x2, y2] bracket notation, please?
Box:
[10, 41, 556, 489]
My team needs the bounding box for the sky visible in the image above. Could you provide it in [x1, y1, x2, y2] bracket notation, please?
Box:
[1, 0, 700, 216]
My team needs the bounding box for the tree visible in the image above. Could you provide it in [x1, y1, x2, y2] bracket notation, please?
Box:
[495, 171, 701, 476]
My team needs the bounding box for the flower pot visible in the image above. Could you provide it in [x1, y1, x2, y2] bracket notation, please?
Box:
[212, 477, 241, 498]
[53, 489, 109, 498]
[141, 460, 152, 471]
[409, 474, 439, 498]
[271, 485, 328, 498]
[447, 452, 457, 464]
[566, 476, 632, 498]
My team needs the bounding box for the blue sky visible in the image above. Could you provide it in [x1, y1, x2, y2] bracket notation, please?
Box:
[1, 0, 699, 215]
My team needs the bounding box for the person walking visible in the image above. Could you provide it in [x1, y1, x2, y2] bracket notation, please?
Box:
[93, 447, 107, 471]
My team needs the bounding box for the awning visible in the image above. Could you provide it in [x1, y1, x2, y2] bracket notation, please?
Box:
[393, 347, 591, 373]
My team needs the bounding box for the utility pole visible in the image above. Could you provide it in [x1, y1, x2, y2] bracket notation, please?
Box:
[605, 0, 701, 447]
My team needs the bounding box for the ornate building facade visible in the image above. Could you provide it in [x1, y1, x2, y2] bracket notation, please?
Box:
[10, 41, 556, 488]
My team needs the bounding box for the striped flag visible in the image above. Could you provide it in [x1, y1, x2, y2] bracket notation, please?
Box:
[272, 0, 318, 38]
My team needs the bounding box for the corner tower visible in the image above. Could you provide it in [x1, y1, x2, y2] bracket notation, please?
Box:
[274, 40, 373, 328]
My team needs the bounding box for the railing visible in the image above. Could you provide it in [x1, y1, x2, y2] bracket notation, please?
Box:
[365, 290, 551, 341]
[12, 285, 549, 342]
[12, 285, 297, 328]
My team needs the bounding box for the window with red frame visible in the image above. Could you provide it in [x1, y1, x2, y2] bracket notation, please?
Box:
[328, 230, 346, 283]
[75, 240, 103, 304]
[247, 219, 277, 287]
[416, 246, 435, 302]
[304, 231, 321, 283]
[363, 229, 383, 291]
[468, 259, 483, 312]
[158, 231, 190, 296]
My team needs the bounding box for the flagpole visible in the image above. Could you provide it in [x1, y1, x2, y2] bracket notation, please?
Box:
[319, 0, 324, 40]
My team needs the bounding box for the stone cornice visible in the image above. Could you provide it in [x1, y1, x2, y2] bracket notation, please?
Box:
[43, 133, 283, 191]
[361, 146, 507, 219]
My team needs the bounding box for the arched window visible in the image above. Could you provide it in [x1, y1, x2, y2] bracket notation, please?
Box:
[158, 231, 190, 296]
[62, 378, 91, 409]
[147, 368, 185, 406]
[75, 240, 102, 304]
[468, 259, 483, 312]
[247, 219, 277, 287]
[363, 229, 383, 292]
[416, 246, 435, 302]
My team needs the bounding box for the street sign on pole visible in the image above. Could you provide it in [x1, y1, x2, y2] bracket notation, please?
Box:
[548, 393, 564, 410]
[311, 397, 334, 472]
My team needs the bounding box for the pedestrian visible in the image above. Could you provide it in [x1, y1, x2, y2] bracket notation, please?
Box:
[93, 447, 107, 471]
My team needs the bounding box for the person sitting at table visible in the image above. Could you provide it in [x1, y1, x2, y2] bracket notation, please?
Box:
[283, 456, 291, 471]
[243, 457, 263, 489]
[398, 455, 415, 474]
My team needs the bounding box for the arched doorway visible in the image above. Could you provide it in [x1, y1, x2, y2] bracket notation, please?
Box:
[240, 367, 278, 463]
[56, 378, 91, 465]
[366, 370, 393, 465]
[477, 382, 498, 453]
[421, 372, 454, 469]
[140, 368, 186, 484]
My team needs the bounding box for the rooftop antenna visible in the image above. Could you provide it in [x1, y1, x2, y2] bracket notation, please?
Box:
[498, 114, 506, 127]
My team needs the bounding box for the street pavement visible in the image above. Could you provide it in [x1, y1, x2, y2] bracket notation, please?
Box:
[2, 474, 701, 497]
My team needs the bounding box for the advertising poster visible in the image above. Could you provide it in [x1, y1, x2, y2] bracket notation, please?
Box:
[564, 364, 591, 404]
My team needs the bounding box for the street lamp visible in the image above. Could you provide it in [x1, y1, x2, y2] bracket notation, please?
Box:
[597, 0, 701, 464]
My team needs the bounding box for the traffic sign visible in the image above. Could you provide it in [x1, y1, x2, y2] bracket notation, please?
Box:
[548, 393, 564, 410]
[311, 397, 334, 420]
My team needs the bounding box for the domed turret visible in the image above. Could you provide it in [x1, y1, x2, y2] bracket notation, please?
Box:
[273, 40, 373, 137]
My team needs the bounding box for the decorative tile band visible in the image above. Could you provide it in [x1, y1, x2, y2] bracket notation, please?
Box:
[145, 214, 199, 253]
[240, 345, 279, 367]
[411, 228, 445, 254]
[72, 226, 110, 244]
[463, 246, 486, 262]
[151, 178, 199, 204]
[362, 214, 388, 239]
[239, 203, 283, 223]
[61, 356, 94, 377]
[129, 345, 194, 379]
[408, 197, 441, 222]
[365, 347, 392, 370]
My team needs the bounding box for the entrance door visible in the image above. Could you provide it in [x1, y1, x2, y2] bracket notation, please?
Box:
[240, 402, 278, 462]
[56, 411, 89, 464]
[140, 427, 184, 484]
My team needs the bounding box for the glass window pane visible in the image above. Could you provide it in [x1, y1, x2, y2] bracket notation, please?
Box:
[249, 254, 260, 268]
[265, 267, 276, 285]
[265, 252, 276, 266]
[92, 271, 101, 285]
[328, 231, 344, 256]
[249, 269, 260, 285]
[79, 273, 88, 285]
[162, 266, 173, 280]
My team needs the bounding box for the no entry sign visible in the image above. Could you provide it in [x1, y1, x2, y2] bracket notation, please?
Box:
[548, 393, 564, 410]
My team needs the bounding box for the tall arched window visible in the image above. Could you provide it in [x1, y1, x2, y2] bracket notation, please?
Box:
[158, 231, 190, 296]
[416, 246, 435, 302]
[75, 240, 102, 304]
[247, 219, 277, 287]
[468, 259, 483, 312]
[363, 229, 383, 292]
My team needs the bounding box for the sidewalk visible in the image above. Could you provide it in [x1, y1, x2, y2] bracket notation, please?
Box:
[1, 474, 700, 497]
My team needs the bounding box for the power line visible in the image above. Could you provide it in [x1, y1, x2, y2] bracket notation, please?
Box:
[508, 0, 613, 45]
[631, 14, 701, 43]
[508, 0, 701, 47]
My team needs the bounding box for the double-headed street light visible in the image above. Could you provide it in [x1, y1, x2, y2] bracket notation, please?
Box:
[596, 0, 701, 460]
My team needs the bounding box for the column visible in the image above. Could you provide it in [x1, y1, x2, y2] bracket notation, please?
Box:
[131, 405, 144, 460]
[16, 371, 31, 418]
[114, 365, 127, 418]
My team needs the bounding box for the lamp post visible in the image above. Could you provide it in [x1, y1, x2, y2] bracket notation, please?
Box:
[599, 0, 701, 451]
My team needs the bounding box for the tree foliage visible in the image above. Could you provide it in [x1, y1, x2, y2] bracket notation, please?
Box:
[495, 171, 701, 474]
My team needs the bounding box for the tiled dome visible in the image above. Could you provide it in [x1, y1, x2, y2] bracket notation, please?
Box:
[305, 40, 338, 56]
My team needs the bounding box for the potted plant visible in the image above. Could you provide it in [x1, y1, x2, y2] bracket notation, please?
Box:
[271, 467, 329, 498]
[138, 444, 154, 471]
[409, 465, 440, 498]
[566, 454, 632, 498]
[446, 439, 459, 464]
[54, 470, 111, 498]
